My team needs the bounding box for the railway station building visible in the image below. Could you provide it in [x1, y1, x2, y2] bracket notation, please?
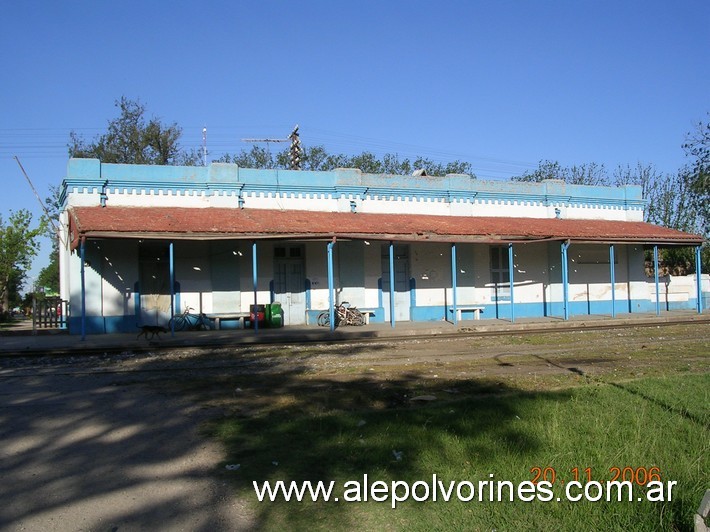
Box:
[58, 158, 706, 335]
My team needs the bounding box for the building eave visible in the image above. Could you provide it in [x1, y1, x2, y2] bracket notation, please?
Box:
[66, 206, 705, 250]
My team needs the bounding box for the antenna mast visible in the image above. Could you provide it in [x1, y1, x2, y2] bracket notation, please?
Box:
[202, 126, 208, 166]
[288, 125, 302, 170]
[242, 124, 302, 170]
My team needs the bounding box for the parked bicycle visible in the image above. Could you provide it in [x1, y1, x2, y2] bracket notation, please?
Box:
[317, 302, 365, 327]
[169, 306, 214, 331]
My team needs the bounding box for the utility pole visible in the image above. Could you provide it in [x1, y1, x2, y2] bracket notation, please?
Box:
[14, 156, 65, 247]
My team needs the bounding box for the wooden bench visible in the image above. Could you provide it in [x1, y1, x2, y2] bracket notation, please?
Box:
[450, 306, 484, 321]
[206, 312, 251, 330]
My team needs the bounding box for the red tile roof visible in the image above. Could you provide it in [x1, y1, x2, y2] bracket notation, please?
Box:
[68, 206, 704, 249]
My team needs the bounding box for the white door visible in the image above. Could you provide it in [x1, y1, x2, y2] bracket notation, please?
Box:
[381, 244, 411, 322]
[139, 243, 171, 326]
[274, 246, 306, 325]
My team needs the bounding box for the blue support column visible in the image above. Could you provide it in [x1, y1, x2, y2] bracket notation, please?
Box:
[327, 240, 336, 332]
[451, 243, 458, 325]
[653, 245, 660, 316]
[80, 238, 86, 340]
[169, 242, 175, 336]
[609, 244, 616, 318]
[561, 241, 570, 321]
[508, 243, 515, 323]
[252, 241, 259, 333]
[696, 246, 703, 314]
[389, 241, 395, 328]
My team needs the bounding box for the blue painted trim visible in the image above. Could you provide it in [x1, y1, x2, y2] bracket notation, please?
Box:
[252, 241, 258, 333]
[410, 298, 686, 324]
[561, 241, 570, 320]
[65, 160, 648, 220]
[68, 295, 703, 335]
[269, 280, 275, 303]
[174, 281, 181, 316]
[327, 241, 335, 332]
[409, 278, 416, 307]
[305, 279, 312, 311]
[653, 245, 660, 316]
[508, 243, 515, 323]
[451, 243, 458, 325]
[411, 306, 448, 321]
[89, 181, 647, 212]
[389, 241, 395, 328]
[80, 238, 86, 340]
[377, 278, 383, 309]
[696, 246, 703, 314]
[134, 281, 141, 321]
[663, 298, 701, 312]
[609, 244, 616, 318]
[68, 316, 134, 335]
[99, 180, 108, 207]
[169, 242, 175, 336]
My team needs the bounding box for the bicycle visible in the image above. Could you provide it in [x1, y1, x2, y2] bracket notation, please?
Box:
[169, 306, 214, 331]
[317, 302, 365, 327]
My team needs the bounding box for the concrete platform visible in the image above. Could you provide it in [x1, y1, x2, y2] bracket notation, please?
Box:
[0, 310, 708, 357]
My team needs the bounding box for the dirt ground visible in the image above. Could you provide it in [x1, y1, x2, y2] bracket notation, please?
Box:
[6, 322, 707, 416]
[0, 322, 707, 530]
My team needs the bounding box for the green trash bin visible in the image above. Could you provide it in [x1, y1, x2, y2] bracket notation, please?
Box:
[269, 301, 283, 328]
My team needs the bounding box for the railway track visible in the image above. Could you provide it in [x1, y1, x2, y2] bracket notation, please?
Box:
[0, 319, 707, 380]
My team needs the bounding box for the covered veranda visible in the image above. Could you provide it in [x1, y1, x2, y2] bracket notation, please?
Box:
[66, 206, 706, 339]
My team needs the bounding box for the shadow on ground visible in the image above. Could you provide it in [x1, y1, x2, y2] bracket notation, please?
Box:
[2, 328, 705, 530]
[0, 365, 252, 530]
[116, 343, 559, 529]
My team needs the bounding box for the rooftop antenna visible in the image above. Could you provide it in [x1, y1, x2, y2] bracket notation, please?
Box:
[242, 124, 301, 170]
[202, 126, 208, 166]
[288, 125, 302, 170]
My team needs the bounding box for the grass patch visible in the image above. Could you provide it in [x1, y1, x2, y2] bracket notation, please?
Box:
[211, 373, 709, 531]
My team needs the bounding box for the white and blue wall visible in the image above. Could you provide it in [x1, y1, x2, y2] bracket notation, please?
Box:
[59, 159, 704, 334]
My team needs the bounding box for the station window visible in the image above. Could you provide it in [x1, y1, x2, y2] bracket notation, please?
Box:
[490, 246, 510, 300]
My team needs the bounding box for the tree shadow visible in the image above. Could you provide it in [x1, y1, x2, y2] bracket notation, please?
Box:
[107, 342, 557, 529]
[7, 337, 698, 530]
[0, 361, 253, 530]
[529, 352, 708, 428]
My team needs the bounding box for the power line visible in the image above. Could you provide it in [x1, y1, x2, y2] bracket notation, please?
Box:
[14, 156, 65, 247]
[0, 124, 540, 178]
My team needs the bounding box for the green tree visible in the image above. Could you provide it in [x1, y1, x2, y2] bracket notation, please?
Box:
[613, 163, 704, 273]
[217, 144, 476, 177]
[683, 114, 709, 236]
[513, 160, 610, 185]
[32, 185, 62, 296]
[612, 162, 662, 208]
[643, 167, 698, 233]
[36, 256, 59, 295]
[517, 160, 703, 273]
[69, 97, 201, 166]
[0, 210, 45, 316]
[217, 146, 276, 168]
[611, 162, 697, 229]
[513, 160, 564, 182]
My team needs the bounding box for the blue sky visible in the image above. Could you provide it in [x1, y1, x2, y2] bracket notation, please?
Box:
[1, 0, 709, 281]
